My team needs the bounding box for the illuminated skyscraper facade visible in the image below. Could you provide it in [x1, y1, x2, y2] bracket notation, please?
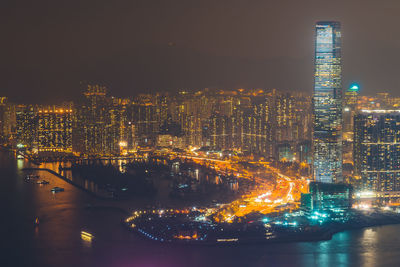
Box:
[313, 21, 343, 183]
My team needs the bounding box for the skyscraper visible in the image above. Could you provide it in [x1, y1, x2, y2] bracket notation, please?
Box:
[343, 84, 360, 163]
[313, 21, 343, 183]
[343, 83, 360, 136]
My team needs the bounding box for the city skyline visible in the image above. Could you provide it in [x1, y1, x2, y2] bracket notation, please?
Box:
[3, 1, 400, 104]
[4, 3, 400, 265]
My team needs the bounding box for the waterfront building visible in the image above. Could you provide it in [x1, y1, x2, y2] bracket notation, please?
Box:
[0, 97, 15, 144]
[15, 104, 37, 149]
[354, 110, 400, 191]
[108, 98, 129, 154]
[37, 104, 73, 155]
[313, 21, 343, 183]
[301, 182, 353, 212]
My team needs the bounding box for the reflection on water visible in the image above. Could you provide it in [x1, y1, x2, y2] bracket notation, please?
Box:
[42, 160, 157, 198]
[362, 228, 377, 267]
[41, 161, 106, 197]
[17, 158, 24, 169]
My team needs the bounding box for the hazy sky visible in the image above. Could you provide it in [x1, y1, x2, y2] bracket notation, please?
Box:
[1, 0, 400, 103]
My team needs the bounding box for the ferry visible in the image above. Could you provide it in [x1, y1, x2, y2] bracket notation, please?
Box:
[51, 187, 64, 193]
[81, 231, 94, 242]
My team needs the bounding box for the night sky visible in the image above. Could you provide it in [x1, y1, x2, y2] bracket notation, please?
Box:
[2, 0, 400, 104]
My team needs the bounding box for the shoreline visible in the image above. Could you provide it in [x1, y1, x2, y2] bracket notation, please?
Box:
[18, 154, 400, 246]
[124, 221, 400, 246]
[123, 209, 400, 246]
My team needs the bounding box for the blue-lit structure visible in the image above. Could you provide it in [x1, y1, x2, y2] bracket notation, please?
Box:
[313, 21, 343, 183]
[301, 182, 353, 212]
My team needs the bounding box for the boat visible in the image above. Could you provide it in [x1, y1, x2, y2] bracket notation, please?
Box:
[26, 174, 40, 180]
[81, 231, 94, 241]
[34, 217, 40, 226]
[37, 180, 49, 185]
[51, 187, 64, 193]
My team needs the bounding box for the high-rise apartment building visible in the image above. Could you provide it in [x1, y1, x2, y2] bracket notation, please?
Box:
[16, 104, 37, 149]
[37, 104, 73, 155]
[129, 103, 158, 147]
[0, 97, 15, 144]
[354, 110, 400, 191]
[313, 21, 343, 183]
[73, 84, 121, 155]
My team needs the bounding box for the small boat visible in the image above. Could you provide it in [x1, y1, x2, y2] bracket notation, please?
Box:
[34, 217, 40, 226]
[51, 187, 64, 193]
[26, 174, 40, 180]
[37, 180, 49, 185]
[81, 231, 94, 242]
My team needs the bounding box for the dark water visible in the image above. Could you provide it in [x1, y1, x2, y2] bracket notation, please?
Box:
[2, 152, 400, 267]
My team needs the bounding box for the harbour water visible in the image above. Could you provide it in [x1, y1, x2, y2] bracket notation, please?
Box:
[2, 151, 400, 267]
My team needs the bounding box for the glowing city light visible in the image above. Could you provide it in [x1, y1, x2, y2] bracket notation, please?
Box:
[349, 83, 360, 91]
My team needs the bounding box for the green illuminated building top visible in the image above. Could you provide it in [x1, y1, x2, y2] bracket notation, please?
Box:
[348, 83, 360, 92]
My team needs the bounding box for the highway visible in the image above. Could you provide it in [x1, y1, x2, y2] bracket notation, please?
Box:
[154, 149, 310, 222]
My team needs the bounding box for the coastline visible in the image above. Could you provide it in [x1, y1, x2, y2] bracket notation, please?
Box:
[16, 153, 400, 247]
[124, 221, 400, 246]
[123, 209, 400, 246]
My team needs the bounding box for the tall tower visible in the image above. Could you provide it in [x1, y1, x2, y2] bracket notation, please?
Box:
[313, 21, 343, 183]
